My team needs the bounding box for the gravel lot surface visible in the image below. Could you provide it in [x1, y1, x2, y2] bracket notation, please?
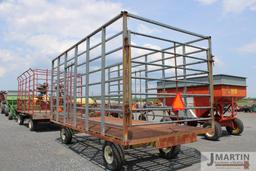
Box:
[0, 112, 255, 171]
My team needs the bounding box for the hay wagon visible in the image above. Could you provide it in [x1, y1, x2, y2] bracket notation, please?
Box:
[17, 68, 51, 131]
[50, 11, 215, 170]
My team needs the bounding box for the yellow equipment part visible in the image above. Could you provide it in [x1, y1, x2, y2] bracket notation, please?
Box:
[76, 98, 96, 105]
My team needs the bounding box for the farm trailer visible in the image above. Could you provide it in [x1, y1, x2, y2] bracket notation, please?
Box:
[17, 68, 51, 131]
[0, 91, 7, 114]
[158, 74, 246, 140]
[50, 11, 214, 170]
[0, 90, 18, 120]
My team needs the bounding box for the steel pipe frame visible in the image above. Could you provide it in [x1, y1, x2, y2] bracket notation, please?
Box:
[127, 12, 208, 39]
[131, 45, 207, 63]
[130, 31, 207, 51]
[131, 76, 210, 85]
[132, 60, 208, 75]
[18, 68, 50, 116]
[131, 117, 212, 127]
[50, 11, 214, 143]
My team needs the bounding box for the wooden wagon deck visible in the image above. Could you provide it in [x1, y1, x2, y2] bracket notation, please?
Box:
[51, 115, 212, 148]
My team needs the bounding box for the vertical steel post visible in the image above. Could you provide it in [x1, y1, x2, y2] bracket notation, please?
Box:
[73, 46, 78, 127]
[182, 45, 188, 118]
[28, 73, 31, 114]
[62, 52, 68, 124]
[139, 71, 142, 107]
[101, 27, 106, 135]
[85, 38, 90, 131]
[63, 52, 67, 124]
[134, 71, 137, 100]
[56, 57, 60, 122]
[118, 65, 121, 104]
[161, 52, 166, 106]
[25, 75, 28, 112]
[46, 69, 48, 115]
[174, 42, 178, 91]
[108, 68, 110, 109]
[122, 11, 132, 142]
[161, 52, 166, 117]
[50, 61, 54, 119]
[145, 55, 148, 103]
[207, 37, 214, 129]
[174, 42, 179, 120]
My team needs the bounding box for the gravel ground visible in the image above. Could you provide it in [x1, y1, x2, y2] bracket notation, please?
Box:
[0, 112, 255, 171]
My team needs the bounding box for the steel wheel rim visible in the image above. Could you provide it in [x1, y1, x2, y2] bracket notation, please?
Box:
[61, 129, 66, 141]
[232, 126, 240, 134]
[104, 145, 114, 164]
[206, 131, 214, 137]
[162, 147, 172, 153]
[204, 124, 214, 137]
[29, 120, 32, 129]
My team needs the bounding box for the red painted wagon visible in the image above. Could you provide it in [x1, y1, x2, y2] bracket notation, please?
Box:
[158, 74, 246, 140]
[17, 68, 51, 131]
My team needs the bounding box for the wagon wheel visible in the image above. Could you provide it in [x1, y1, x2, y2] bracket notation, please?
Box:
[28, 118, 37, 131]
[160, 117, 171, 122]
[187, 121, 198, 127]
[139, 110, 155, 121]
[4, 105, 9, 116]
[226, 118, 244, 135]
[0, 105, 3, 114]
[138, 113, 147, 121]
[60, 127, 73, 144]
[8, 112, 12, 120]
[17, 115, 24, 125]
[203, 121, 222, 141]
[159, 145, 181, 159]
[103, 141, 124, 171]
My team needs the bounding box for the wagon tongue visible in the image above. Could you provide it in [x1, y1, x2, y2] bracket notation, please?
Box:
[172, 93, 185, 112]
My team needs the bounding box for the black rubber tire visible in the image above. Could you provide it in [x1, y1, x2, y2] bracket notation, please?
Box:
[4, 106, 9, 116]
[113, 143, 125, 165]
[60, 128, 72, 144]
[159, 145, 181, 159]
[187, 121, 198, 127]
[226, 118, 244, 135]
[160, 117, 171, 122]
[8, 113, 12, 120]
[103, 141, 124, 171]
[0, 105, 3, 114]
[28, 118, 37, 131]
[138, 114, 147, 121]
[2, 106, 6, 115]
[17, 115, 24, 125]
[203, 121, 222, 141]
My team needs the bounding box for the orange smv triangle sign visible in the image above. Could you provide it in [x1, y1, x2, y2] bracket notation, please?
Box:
[172, 93, 185, 112]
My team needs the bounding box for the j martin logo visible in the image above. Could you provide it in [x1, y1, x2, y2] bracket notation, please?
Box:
[201, 152, 256, 171]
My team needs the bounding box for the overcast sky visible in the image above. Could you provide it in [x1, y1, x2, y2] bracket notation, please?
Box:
[0, 0, 256, 96]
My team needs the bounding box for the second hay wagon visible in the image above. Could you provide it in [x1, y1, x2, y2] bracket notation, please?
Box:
[16, 68, 51, 131]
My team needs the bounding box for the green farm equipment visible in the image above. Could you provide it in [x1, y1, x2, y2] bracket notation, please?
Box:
[0, 90, 18, 120]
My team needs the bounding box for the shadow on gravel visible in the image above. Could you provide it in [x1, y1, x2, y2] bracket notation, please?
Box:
[23, 122, 60, 132]
[56, 135, 202, 171]
[199, 130, 232, 140]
